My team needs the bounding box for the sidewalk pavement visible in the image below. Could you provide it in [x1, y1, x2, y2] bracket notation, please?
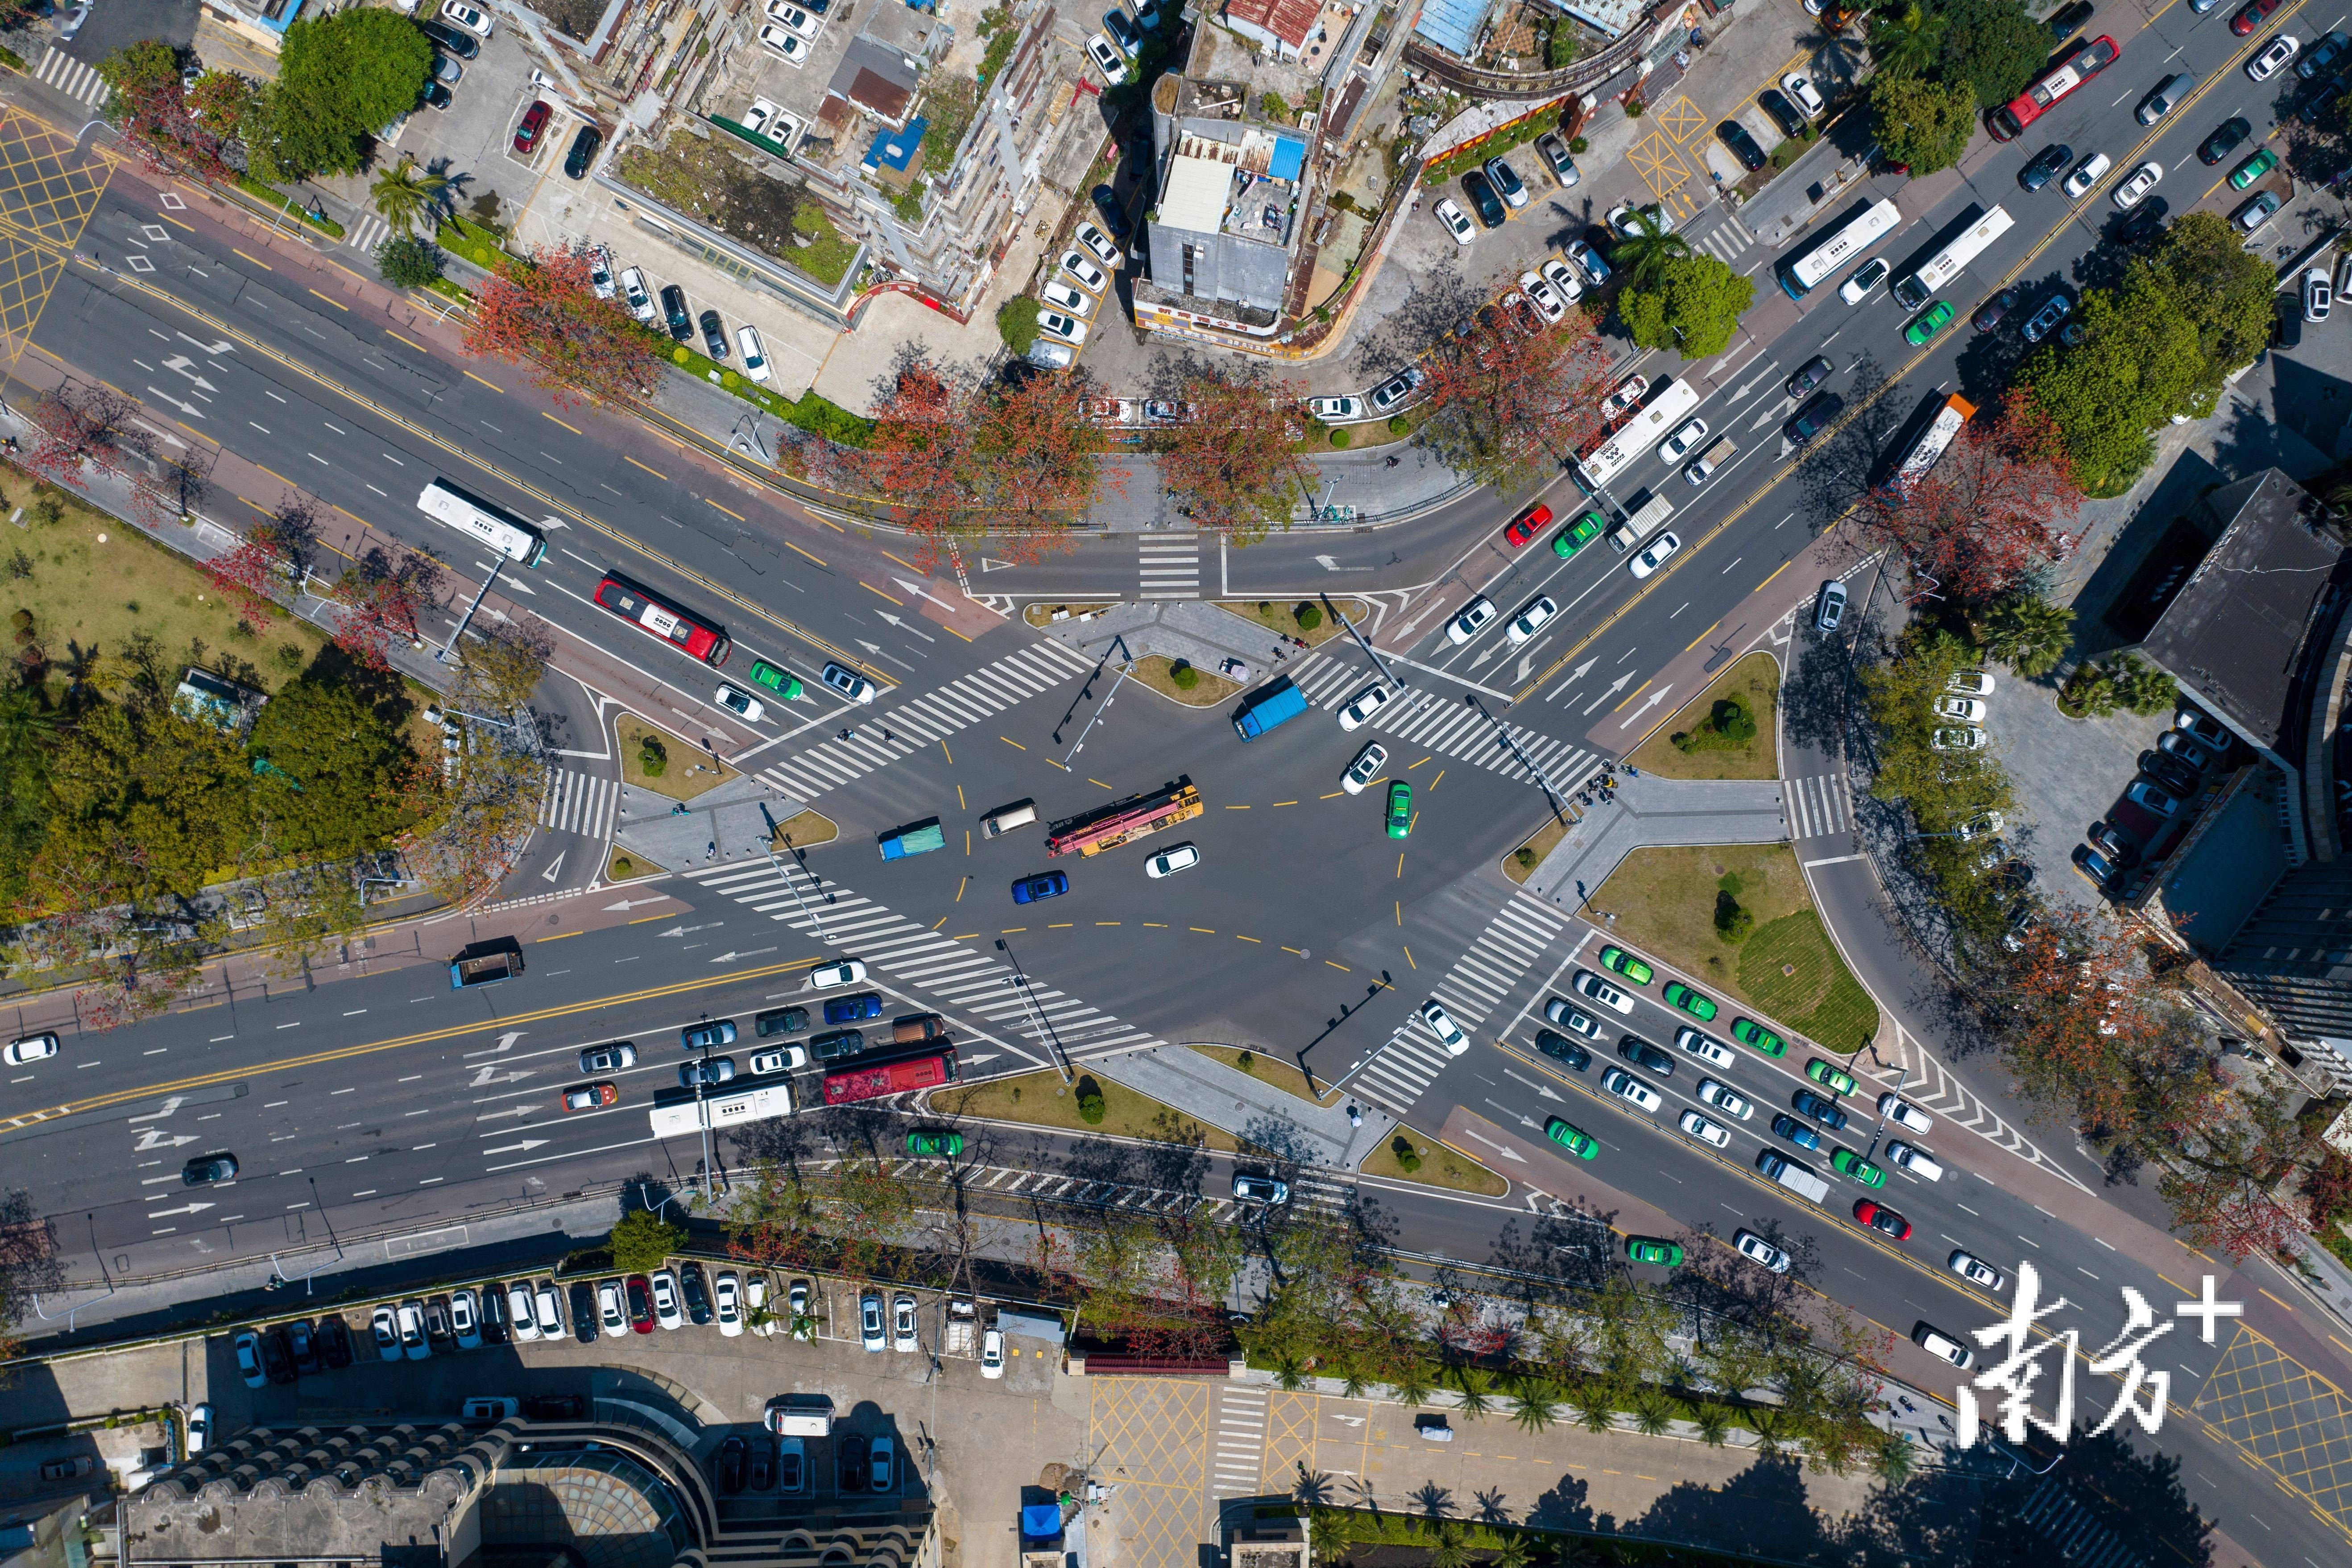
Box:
[1038, 598, 1317, 674]
[610, 773, 816, 877]
[1520, 775, 1789, 914]
[1085, 1043, 1397, 1170]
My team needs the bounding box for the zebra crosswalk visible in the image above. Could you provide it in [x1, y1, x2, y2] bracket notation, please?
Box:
[1138, 533, 1200, 599]
[345, 213, 391, 255]
[1785, 771, 1851, 842]
[754, 640, 1095, 801]
[1687, 213, 1756, 270]
[1344, 897, 1568, 1111]
[1286, 658, 1601, 793]
[1212, 1385, 1268, 1494]
[35, 47, 107, 107]
[681, 860, 1165, 1060]
[537, 767, 618, 839]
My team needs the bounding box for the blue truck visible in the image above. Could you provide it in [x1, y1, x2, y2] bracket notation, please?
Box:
[449, 940, 523, 989]
[1232, 677, 1309, 741]
[880, 819, 948, 860]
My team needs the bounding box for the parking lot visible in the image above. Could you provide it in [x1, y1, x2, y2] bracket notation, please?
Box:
[381, 15, 583, 256]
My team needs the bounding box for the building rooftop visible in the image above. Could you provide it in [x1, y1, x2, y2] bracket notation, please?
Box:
[692, 4, 944, 175]
[1226, 0, 1324, 50]
[1413, 0, 1496, 57]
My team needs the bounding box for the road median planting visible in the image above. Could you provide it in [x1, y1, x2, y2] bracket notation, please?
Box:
[1133, 655, 1240, 707]
[943, 1069, 1239, 1151]
[1361, 1129, 1507, 1195]
[1186, 1044, 1342, 1106]
[617, 712, 738, 802]
[1624, 650, 1780, 780]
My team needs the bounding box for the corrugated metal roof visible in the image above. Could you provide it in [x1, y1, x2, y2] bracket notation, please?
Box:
[1412, 0, 1495, 58]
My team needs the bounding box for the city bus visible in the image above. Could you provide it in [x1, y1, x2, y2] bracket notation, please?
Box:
[415, 479, 548, 566]
[1990, 35, 2120, 140]
[821, 1047, 958, 1105]
[593, 572, 732, 666]
[1891, 207, 2015, 312]
[1890, 393, 1976, 488]
[647, 1083, 793, 1140]
[1574, 378, 1704, 491]
[1780, 198, 1902, 299]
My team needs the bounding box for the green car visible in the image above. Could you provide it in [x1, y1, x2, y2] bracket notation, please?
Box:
[1730, 1017, 1786, 1057]
[1599, 946, 1653, 985]
[1553, 510, 1609, 559]
[1831, 1147, 1886, 1187]
[1625, 1237, 1685, 1267]
[1545, 1116, 1598, 1159]
[748, 659, 803, 700]
[1904, 298, 1956, 346]
[1807, 1059, 1858, 1096]
[907, 1129, 964, 1157]
[1386, 781, 1413, 839]
[2229, 149, 2277, 191]
[1663, 981, 1717, 1022]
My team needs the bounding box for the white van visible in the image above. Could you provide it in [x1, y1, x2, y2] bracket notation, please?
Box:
[1887, 1141, 1944, 1182]
[765, 1394, 834, 1436]
[982, 801, 1038, 838]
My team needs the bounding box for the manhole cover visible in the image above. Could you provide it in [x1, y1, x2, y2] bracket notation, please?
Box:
[1782, 964, 1797, 976]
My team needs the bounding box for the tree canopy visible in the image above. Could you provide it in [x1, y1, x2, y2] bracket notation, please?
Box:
[2145, 211, 2278, 386]
[1151, 360, 1317, 542]
[1935, 0, 2053, 108]
[247, 670, 422, 861]
[463, 246, 662, 409]
[1620, 255, 1755, 360]
[2020, 270, 2208, 495]
[252, 10, 431, 179]
[1867, 69, 1979, 174]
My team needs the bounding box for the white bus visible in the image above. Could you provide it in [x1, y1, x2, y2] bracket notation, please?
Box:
[1892, 207, 2015, 312]
[1891, 393, 1976, 488]
[1575, 377, 1704, 491]
[647, 1083, 793, 1140]
[1780, 198, 1902, 299]
[417, 479, 548, 566]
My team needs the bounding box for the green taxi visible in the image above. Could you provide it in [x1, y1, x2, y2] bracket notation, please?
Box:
[1544, 1116, 1598, 1159]
[1663, 981, 1717, 1022]
[1806, 1058, 1858, 1096]
[1386, 781, 1413, 839]
[1599, 945, 1653, 985]
[1625, 1237, 1685, 1267]
[1830, 1147, 1886, 1187]
[2229, 149, 2278, 191]
[907, 1129, 964, 1157]
[1730, 1017, 1786, 1057]
[1904, 298, 1957, 346]
[749, 660, 803, 700]
[1553, 510, 1610, 559]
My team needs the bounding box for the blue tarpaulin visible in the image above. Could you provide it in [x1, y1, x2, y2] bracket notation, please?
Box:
[1412, 0, 1495, 58]
[1268, 135, 1306, 182]
[865, 116, 929, 173]
[1022, 1506, 1064, 1542]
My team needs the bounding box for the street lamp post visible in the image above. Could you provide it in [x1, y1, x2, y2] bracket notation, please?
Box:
[994, 937, 1072, 1083]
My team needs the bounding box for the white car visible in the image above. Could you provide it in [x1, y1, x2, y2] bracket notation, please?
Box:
[1956, 812, 2004, 841]
[1838, 257, 1889, 305]
[1086, 34, 1128, 83]
[2112, 162, 2162, 209]
[1505, 595, 1557, 646]
[716, 682, 765, 722]
[1678, 1109, 1731, 1148]
[1607, 201, 1676, 236]
[1544, 997, 1603, 1038]
[788, 1278, 812, 1339]
[440, 0, 492, 37]
[2248, 33, 2300, 80]
[232, 1330, 266, 1388]
[1435, 197, 1476, 246]
[1935, 695, 1986, 723]
[2307, 266, 2333, 322]
[735, 325, 772, 384]
[1735, 1229, 1792, 1273]
[1601, 1066, 1663, 1112]
[620, 266, 657, 323]
[1038, 310, 1089, 346]
[860, 1291, 886, 1350]
[1949, 1250, 2006, 1290]
[505, 1283, 539, 1342]
[1628, 532, 1682, 579]
[372, 1304, 402, 1361]
[598, 1278, 628, 1337]
[1337, 682, 1392, 731]
[1659, 417, 1708, 461]
[4, 1031, 58, 1065]
[451, 1287, 482, 1349]
[1145, 842, 1201, 877]
[1601, 374, 1648, 420]
[1310, 395, 1363, 421]
[893, 1292, 919, 1351]
[1946, 670, 1995, 696]
[1697, 1079, 1753, 1120]
[1675, 1027, 1735, 1068]
[1931, 726, 1987, 751]
[981, 1328, 1005, 1378]
[587, 248, 616, 298]
[1915, 1324, 1976, 1369]
[819, 662, 874, 704]
[764, 0, 820, 36]
[185, 1402, 212, 1454]
[398, 1299, 430, 1360]
[2062, 152, 2110, 199]
[2127, 779, 2181, 817]
[757, 23, 809, 64]
[1041, 278, 1093, 317]
[1419, 998, 1469, 1055]
[745, 1272, 772, 1335]
[1781, 72, 1825, 116]
[749, 1044, 806, 1075]
[1342, 741, 1389, 794]
[1519, 271, 1566, 323]
[714, 1271, 743, 1336]
[1539, 256, 1584, 303]
[649, 1269, 684, 1329]
[532, 1281, 562, 1339]
[810, 959, 867, 989]
[1573, 970, 1634, 1014]
[1075, 221, 1121, 268]
[1447, 595, 1496, 645]
[1059, 250, 1108, 292]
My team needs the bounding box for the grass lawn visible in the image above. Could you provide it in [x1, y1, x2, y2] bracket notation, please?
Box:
[1624, 651, 1780, 780]
[1188, 1044, 1341, 1107]
[1218, 597, 1367, 650]
[1133, 654, 1238, 708]
[1362, 1129, 1507, 1196]
[618, 712, 738, 802]
[769, 809, 837, 848]
[606, 848, 666, 882]
[942, 1069, 1238, 1152]
[1503, 814, 1570, 884]
[1583, 844, 1879, 1053]
[0, 476, 327, 696]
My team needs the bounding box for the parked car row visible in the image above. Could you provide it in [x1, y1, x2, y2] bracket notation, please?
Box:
[1930, 665, 1996, 754]
[611, 254, 779, 383]
[1026, 219, 1124, 366]
[2074, 707, 2233, 893]
[1434, 131, 1584, 246]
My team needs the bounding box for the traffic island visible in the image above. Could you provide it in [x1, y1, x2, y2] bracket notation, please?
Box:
[1622, 650, 1781, 779]
[943, 1069, 1240, 1152]
[1217, 597, 1369, 650]
[1360, 1129, 1507, 1196]
[768, 808, 838, 848]
[1133, 654, 1241, 707]
[1503, 815, 1572, 883]
[617, 712, 739, 802]
[604, 848, 667, 882]
[1187, 1044, 1342, 1107]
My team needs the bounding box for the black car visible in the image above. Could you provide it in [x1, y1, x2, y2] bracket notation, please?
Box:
[1973, 287, 2020, 332]
[286, 1318, 321, 1374]
[420, 80, 453, 112]
[1717, 120, 1767, 172]
[569, 1281, 598, 1343]
[183, 1152, 238, 1185]
[2140, 751, 2203, 797]
[810, 1027, 866, 1061]
[564, 125, 602, 179]
[755, 1006, 809, 1037]
[1090, 183, 1125, 237]
[1757, 88, 1806, 138]
[718, 1435, 747, 1494]
[1792, 1089, 1849, 1130]
[2046, 0, 2095, 36]
[418, 17, 480, 57]
[1784, 391, 1845, 445]
[259, 1326, 297, 1385]
[838, 1432, 870, 1492]
[524, 1394, 587, 1420]
[1618, 1037, 1674, 1076]
[1463, 170, 1507, 228]
[699, 309, 728, 359]
[2115, 198, 2170, 248]
[660, 285, 692, 342]
[2020, 143, 2072, 190]
[1534, 1029, 1591, 1070]
[2298, 74, 2349, 124]
[680, 1262, 714, 1325]
[2088, 821, 2143, 868]
[315, 1313, 354, 1369]
[2199, 117, 2253, 165]
[1785, 354, 1832, 397]
[748, 1440, 774, 1492]
[480, 1283, 511, 1345]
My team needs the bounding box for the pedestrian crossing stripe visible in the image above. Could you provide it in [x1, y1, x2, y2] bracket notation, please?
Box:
[1785, 772, 1850, 841]
[756, 639, 1095, 800]
[1285, 657, 1602, 794]
[347, 213, 391, 254]
[1139, 533, 1200, 601]
[37, 48, 108, 107]
[1346, 897, 1568, 1112]
[537, 767, 618, 839]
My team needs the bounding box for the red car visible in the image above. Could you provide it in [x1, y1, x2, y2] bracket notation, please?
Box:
[1503, 502, 1553, 547]
[1855, 1199, 1912, 1241]
[2232, 0, 2282, 34]
[513, 100, 552, 154]
[625, 1274, 655, 1333]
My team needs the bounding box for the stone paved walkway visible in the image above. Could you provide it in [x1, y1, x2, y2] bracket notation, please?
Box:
[1519, 775, 1789, 915]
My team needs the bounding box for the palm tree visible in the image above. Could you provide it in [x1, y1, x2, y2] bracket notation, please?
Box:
[1868, 3, 1946, 77]
[1429, 1523, 1471, 1568]
[1628, 1389, 1677, 1436]
[0, 687, 58, 756]
[1614, 208, 1693, 287]
[1491, 1533, 1536, 1568]
[1450, 1364, 1496, 1419]
[1571, 1383, 1617, 1434]
[1391, 1356, 1439, 1408]
[1873, 1430, 1917, 1486]
[1980, 591, 2074, 675]
[1691, 1402, 1734, 1448]
[1309, 1508, 1351, 1568]
[1508, 1374, 1559, 1434]
[1274, 1356, 1309, 1391]
[370, 158, 449, 235]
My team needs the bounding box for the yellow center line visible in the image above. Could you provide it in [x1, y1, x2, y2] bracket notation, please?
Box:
[535, 929, 581, 942]
[1320, 790, 1345, 799]
[1235, 934, 1261, 943]
[1089, 777, 1113, 790]
[386, 329, 426, 352]
[233, 247, 269, 268]
[543, 411, 583, 435]
[306, 288, 349, 311]
[1403, 945, 1416, 969]
[2258, 1286, 2294, 1312]
[1226, 803, 1250, 809]
[1756, 561, 1791, 592]
[786, 539, 827, 566]
[1002, 927, 1027, 934]
[1395, 901, 1402, 925]
[1613, 679, 1652, 713]
[1396, 852, 1405, 877]
[157, 211, 195, 232]
[955, 876, 967, 902]
[1143, 921, 1167, 927]
[1429, 770, 1443, 790]
[933, 915, 947, 929]
[1409, 756, 1431, 769]
[709, 498, 748, 522]
[1002, 735, 1026, 750]
[860, 579, 902, 604]
[952, 932, 978, 940]
[1325, 960, 1350, 971]
[1097, 921, 1120, 926]
[1684, 619, 1720, 652]
[1282, 945, 1306, 955]
[625, 454, 669, 480]
[881, 549, 917, 569]
[941, 741, 953, 763]
[464, 370, 504, 393]
[1049, 922, 1073, 928]
[1272, 799, 1296, 807]
[628, 913, 673, 924]
[1190, 927, 1215, 934]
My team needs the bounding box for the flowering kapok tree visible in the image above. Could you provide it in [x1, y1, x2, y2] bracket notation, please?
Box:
[1853, 389, 2084, 604]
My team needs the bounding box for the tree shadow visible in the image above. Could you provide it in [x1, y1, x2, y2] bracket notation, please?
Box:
[1354, 265, 1484, 379]
[1524, 1469, 1606, 1534]
[1407, 1479, 1453, 1518]
[1471, 1485, 1511, 1524]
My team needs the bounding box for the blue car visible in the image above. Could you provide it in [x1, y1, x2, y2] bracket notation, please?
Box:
[1771, 1113, 1824, 1153]
[1791, 1090, 1849, 1131]
[823, 993, 885, 1025]
[1012, 871, 1070, 905]
[680, 1019, 737, 1050]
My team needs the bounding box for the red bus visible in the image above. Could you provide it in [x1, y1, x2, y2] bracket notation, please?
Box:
[1990, 36, 2118, 140]
[593, 573, 732, 666]
[822, 1047, 957, 1105]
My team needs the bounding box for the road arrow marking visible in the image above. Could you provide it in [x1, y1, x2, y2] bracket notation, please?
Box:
[145, 385, 206, 419]
[1616, 683, 1673, 730]
[1461, 1124, 1529, 1163]
[538, 514, 569, 530]
[128, 1096, 188, 1125]
[980, 557, 1011, 571]
[464, 1031, 528, 1059]
[1516, 653, 1534, 683]
[1313, 554, 1374, 571]
[161, 355, 217, 392]
[473, 1099, 536, 1115]
[1469, 645, 1497, 670]
[874, 611, 937, 644]
[1549, 658, 1599, 701]
[711, 946, 778, 964]
[482, 1138, 552, 1155]
[602, 895, 673, 911]
[961, 1052, 999, 1066]
[658, 923, 722, 938]
[1581, 672, 1634, 715]
[540, 849, 567, 884]
[891, 577, 967, 615]
[177, 333, 235, 356]
[146, 1201, 216, 1219]
[856, 638, 884, 657]
[133, 1127, 201, 1151]
[1503, 1067, 1563, 1102]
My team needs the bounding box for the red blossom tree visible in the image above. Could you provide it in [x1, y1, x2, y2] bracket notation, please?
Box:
[2307, 1150, 2352, 1229]
[328, 544, 443, 669]
[1151, 358, 1317, 542]
[1414, 304, 1615, 488]
[462, 246, 663, 409]
[21, 382, 145, 484]
[1854, 390, 2083, 604]
[97, 41, 240, 182]
[202, 498, 315, 630]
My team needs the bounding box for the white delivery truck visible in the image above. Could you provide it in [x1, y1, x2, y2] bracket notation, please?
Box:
[1756, 1149, 1831, 1204]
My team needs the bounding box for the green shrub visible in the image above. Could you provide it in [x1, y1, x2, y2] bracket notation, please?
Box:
[1714, 890, 1754, 943]
[780, 392, 876, 448]
[1237, 1050, 1256, 1072]
[1673, 699, 1758, 753]
[1514, 846, 1539, 870]
[1075, 1075, 1106, 1124]
[374, 234, 444, 287]
[672, 346, 690, 364]
[997, 295, 1041, 354]
[612, 854, 635, 877]
[1569, 136, 1589, 154]
[1170, 660, 1200, 689]
[611, 1208, 687, 1272]
[1329, 427, 1351, 448]
[1387, 414, 1409, 435]
[1391, 1135, 1423, 1172]
[1625, 97, 1645, 118]
[639, 736, 669, 777]
[1294, 602, 1323, 631]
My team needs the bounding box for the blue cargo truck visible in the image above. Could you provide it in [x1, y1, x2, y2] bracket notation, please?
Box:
[880, 819, 948, 859]
[1232, 677, 1309, 741]
[449, 940, 523, 989]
